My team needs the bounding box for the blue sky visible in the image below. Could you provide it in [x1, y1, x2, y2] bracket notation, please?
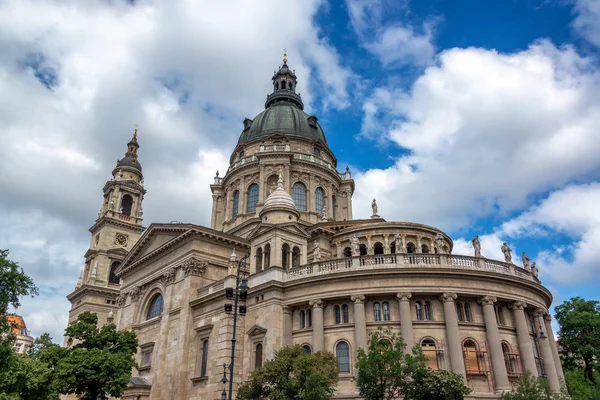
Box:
[1, 0, 599, 341]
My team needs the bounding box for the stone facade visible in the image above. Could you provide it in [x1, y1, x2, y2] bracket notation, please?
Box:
[64, 59, 564, 399]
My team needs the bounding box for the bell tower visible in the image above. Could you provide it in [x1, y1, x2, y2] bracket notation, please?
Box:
[65, 127, 146, 342]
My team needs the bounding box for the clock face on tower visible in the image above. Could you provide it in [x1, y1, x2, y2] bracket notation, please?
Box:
[115, 233, 128, 247]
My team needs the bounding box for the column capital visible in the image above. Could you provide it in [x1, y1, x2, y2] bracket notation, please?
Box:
[534, 307, 547, 317]
[282, 305, 293, 315]
[544, 314, 552, 322]
[309, 299, 325, 309]
[510, 301, 527, 310]
[440, 292, 457, 302]
[478, 295, 497, 305]
[351, 294, 365, 304]
[397, 292, 412, 301]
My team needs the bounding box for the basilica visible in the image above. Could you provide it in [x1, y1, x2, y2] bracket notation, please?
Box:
[65, 55, 564, 399]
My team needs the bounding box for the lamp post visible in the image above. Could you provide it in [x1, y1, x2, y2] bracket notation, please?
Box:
[224, 250, 249, 400]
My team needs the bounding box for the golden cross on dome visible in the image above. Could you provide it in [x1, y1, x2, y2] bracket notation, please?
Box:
[283, 49, 287, 64]
[133, 124, 139, 140]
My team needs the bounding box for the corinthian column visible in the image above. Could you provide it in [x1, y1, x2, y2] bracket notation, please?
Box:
[441, 292, 466, 378]
[396, 292, 414, 351]
[351, 294, 367, 355]
[310, 299, 325, 352]
[544, 315, 565, 382]
[479, 296, 511, 392]
[536, 309, 560, 392]
[511, 301, 538, 376]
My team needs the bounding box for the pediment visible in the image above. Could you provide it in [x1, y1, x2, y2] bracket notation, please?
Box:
[135, 231, 183, 259]
[247, 324, 267, 337]
[247, 222, 310, 240]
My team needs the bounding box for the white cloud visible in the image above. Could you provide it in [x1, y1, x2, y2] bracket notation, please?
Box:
[353, 41, 600, 233]
[345, 0, 436, 67]
[0, 0, 354, 342]
[572, 0, 600, 47]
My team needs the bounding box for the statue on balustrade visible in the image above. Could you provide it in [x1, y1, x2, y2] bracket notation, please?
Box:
[394, 232, 402, 253]
[472, 235, 481, 258]
[434, 233, 447, 254]
[531, 262, 539, 279]
[501, 242, 513, 263]
[371, 198, 378, 217]
[351, 235, 360, 256]
[522, 252, 531, 271]
[313, 240, 321, 261]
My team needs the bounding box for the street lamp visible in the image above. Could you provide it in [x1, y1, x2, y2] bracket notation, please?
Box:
[224, 250, 249, 400]
[221, 363, 228, 400]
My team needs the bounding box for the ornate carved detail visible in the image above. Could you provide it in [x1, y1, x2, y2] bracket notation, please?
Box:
[181, 258, 207, 276]
[351, 294, 365, 303]
[440, 292, 457, 302]
[309, 299, 324, 308]
[534, 307, 547, 317]
[115, 294, 126, 308]
[544, 314, 552, 322]
[161, 268, 177, 285]
[396, 292, 412, 301]
[479, 295, 497, 305]
[129, 285, 147, 302]
[510, 301, 527, 310]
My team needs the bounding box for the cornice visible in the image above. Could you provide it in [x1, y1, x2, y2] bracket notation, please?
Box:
[103, 179, 146, 194]
[66, 284, 120, 301]
[89, 216, 146, 234]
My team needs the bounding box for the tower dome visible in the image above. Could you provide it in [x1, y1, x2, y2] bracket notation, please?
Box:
[115, 126, 142, 173]
[236, 53, 329, 148]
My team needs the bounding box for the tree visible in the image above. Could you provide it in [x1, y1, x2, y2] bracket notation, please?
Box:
[237, 345, 339, 400]
[356, 327, 470, 400]
[0, 249, 38, 374]
[554, 297, 600, 383]
[564, 368, 600, 400]
[502, 372, 569, 400]
[54, 312, 138, 400]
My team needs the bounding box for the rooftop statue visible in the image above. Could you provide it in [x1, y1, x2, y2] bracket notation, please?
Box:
[522, 252, 531, 271]
[501, 242, 512, 263]
[472, 235, 481, 258]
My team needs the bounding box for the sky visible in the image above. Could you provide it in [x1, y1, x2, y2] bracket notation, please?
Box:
[1, 0, 600, 342]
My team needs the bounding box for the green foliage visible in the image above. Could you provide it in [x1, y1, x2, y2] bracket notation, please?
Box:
[564, 369, 600, 400]
[356, 327, 470, 400]
[554, 297, 600, 383]
[54, 312, 138, 400]
[502, 372, 569, 400]
[0, 249, 38, 374]
[237, 345, 339, 400]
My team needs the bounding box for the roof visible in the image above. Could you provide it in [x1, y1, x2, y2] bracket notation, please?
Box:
[237, 102, 328, 146]
[116, 155, 142, 172]
[5, 315, 27, 335]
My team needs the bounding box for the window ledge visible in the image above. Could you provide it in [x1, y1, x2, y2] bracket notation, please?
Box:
[190, 376, 208, 383]
[137, 365, 151, 372]
[338, 373, 355, 381]
[466, 371, 488, 376]
[133, 315, 162, 330]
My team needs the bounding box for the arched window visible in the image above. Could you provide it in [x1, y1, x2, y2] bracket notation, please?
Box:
[289, 82, 293, 91]
[407, 242, 416, 253]
[146, 294, 164, 320]
[293, 182, 307, 211]
[343, 247, 352, 257]
[307, 309, 312, 328]
[246, 184, 259, 212]
[495, 305, 506, 326]
[421, 338, 439, 370]
[464, 303, 472, 322]
[335, 305, 341, 324]
[373, 242, 384, 255]
[332, 195, 337, 220]
[457, 302, 464, 322]
[303, 345, 312, 354]
[336, 342, 350, 373]
[255, 343, 263, 369]
[390, 242, 396, 254]
[424, 301, 433, 320]
[200, 339, 209, 377]
[292, 246, 300, 268]
[315, 187, 325, 214]
[359, 244, 367, 256]
[421, 244, 430, 253]
[256, 247, 263, 273]
[502, 342, 515, 374]
[108, 261, 120, 284]
[342, 304, 349, 323]
[300, 310, 306, 329]
[415, 301, 423, 320]
[281, 80, 286, 89]
[232, 190, 240, 218]
[120, 195, 133, 216]
[464, 340, 480, 373]
[373, 302, 382, 322]
[282, 244, 290, 270]
[383, 302, 390, 321]
[264, 244, 271, 269]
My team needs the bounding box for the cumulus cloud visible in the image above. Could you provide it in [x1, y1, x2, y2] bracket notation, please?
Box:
[353, 41, 600, 233]
[0, 0, 354, 341]
[572, 0, 600, 47]
[346, 0, 436, 66]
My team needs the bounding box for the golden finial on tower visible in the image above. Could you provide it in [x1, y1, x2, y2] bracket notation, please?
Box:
[133, 124, 139, 140]
[283, 48, 287, 64]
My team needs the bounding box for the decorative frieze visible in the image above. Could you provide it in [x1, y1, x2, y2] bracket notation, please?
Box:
[181, 258, 207, 276]
[161, 268, 177, 285]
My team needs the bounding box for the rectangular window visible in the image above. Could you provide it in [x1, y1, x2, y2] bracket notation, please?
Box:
[142, 350, 152, 367]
